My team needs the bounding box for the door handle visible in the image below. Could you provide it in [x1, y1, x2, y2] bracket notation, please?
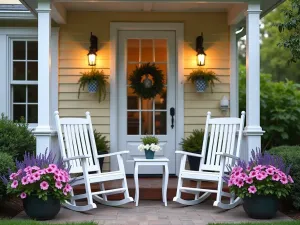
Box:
[170, 107, 175, 129]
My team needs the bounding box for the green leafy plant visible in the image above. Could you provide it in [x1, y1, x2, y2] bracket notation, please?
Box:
[180, 129, 204, 153]
[0, 114, 35, 160]
[78, 69, 108, 102]
[0, 152, 15, 200]
[94, 130, 109, 154]
[269, 146, 300, 209]
[141, 136, 159, 145]
[187, 69, 220, 92]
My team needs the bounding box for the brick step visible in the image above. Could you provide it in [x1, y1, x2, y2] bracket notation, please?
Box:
[73, 177, 229, 201]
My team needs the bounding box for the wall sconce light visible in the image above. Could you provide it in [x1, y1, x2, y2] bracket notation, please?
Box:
[87, 32, 98, 66]
[220, 96, 230, 112]
[196, 33, 206, 66]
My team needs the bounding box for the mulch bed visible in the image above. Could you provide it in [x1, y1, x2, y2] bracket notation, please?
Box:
[0, 198, 23, 219]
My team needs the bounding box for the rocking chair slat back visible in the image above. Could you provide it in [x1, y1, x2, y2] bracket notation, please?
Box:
[200, 112, 245, 172]
[55, 111, 100, 174]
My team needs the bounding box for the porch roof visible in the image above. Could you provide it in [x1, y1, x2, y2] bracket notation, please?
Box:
[19, 0, 285, 25]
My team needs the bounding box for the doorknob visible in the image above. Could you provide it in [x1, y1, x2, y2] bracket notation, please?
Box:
[170, 107, 175, 129]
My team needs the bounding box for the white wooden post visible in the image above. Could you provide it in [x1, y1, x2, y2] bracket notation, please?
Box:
[230, 25, 238, 118]
[244, 1, 264, 159]
[33, 0, 54, 155]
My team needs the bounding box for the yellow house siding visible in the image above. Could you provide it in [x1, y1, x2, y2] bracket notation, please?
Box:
[59, 12, 230, 170]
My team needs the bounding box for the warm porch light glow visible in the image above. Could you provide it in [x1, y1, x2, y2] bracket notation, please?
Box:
[196, 33, 206, 66]
[87, 32, 98, 66]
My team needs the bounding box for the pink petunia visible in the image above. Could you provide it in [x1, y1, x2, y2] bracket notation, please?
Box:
[20, 192, 27, 199]
[260, 171, 268, 179]
[249, 170, 257, 178]
[248, 185, 257, 194]
[246, 166, 251, 171]
[272, 174, 280, 181]
[32, 172, 41, 181]
[55, 181, 63, 189]
[16, 169, 22, 176]
[234, 171, 241, 177]
[288, 175, 294, 183]
[63, 188, 68, 196]
[24, 166, 32, 173]
[65, 183, 72, 192]
[49, 164, 58, 170]
[40, 181, 49, 190]
[228, 180, 233, 187]
[245, 177, 253, 184]
[256, 173, 265, 181]
[266, 167, 275, 175]
[236, 179, 244, 188]
[46, 167, 54, 173]
[9, 173, 17, 180]
[21, 177, 29, 185]
[31, 166, 40, 171]
[11, 180, 18, 189]
[280, 176, 288, 184]
[253, 165, 263, 171]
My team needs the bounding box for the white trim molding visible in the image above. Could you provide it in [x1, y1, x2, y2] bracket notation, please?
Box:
[230, 25, 238, 117]
[110, 22, 184, 175]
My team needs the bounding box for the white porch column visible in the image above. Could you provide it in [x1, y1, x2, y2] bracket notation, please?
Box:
[33, 0, 54, 155]
[230, 25, 238, 117]
[244, 1, 264, 159]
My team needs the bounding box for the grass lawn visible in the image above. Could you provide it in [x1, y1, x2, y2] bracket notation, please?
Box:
[0, 221, 97, 225]
[210, 222, 300, 225]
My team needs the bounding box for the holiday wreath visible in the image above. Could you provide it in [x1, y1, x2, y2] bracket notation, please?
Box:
[129, 63, 165, 99]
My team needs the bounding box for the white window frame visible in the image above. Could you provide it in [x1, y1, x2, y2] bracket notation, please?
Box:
[9, 38, 38, 126]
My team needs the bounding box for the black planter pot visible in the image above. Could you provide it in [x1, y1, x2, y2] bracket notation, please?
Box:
[243, 195, 279, 219]
[98, 151, 108, 171]
[187, 153, 201, 171]
[23, 195, 61, 220]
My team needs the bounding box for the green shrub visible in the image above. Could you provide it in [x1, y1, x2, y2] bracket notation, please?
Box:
[0, 152, 15, 200]
[0, 114, 36, 160]
[94, 130, 109, 154]
[268, 146, 300, 209]
[141, 136, 159, 145]
[180, 129, 204, 153]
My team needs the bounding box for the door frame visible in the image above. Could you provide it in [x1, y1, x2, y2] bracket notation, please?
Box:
[110, 22, 184, 175]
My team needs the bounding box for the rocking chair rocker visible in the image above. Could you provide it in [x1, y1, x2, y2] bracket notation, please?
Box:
[173, 111, 245, 209]
[54, 111, 133, 212]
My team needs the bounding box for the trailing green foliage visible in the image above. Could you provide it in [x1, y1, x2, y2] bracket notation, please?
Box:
[78, 69, 108, 102]
[141, 136, 159, 145]
[239, 65, 300, 150]
[269, 146, 300, 209]
[0, 114, 35, 160]
[94, 130, 109, 154]
[186, 69, 220, 92]
[180, 129, 204, 153]
[0, 152, 15, 200]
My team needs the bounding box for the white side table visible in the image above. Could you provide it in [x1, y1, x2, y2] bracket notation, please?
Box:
[133, 157, 169, 206]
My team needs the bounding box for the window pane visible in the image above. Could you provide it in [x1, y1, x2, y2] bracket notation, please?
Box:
[155, 39, 167, 62]
[157, 63, 167, 84]
[13, 85, 26, 103]
[28, 85, 38, 103]
[27, 62, 38, 80]
[127, 63, 139, 80]
[127, 87, 139, 110]
[127, 39, 139, 62]
[13, 104, 26, 122]
[127, 112, 139, 135]
[13, 41, 25, 60]
[155, 88, 167, 110]
[28, 105, 38, 123]
[141, 39, 153, 62]
[141, 99, 153, 110]
[141, 111, 153, 135]
[13, 62, 25, 80]
[155, 112, 167, 135]
[27, 41, 38, 60]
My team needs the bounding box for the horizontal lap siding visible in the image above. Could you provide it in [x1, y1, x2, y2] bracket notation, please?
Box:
[59, 12, 230, 171]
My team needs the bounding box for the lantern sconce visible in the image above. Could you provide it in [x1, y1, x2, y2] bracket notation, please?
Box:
[220, 96, 230, 113]
[87, 32, 98, 66]
[196, 33, 206, 66]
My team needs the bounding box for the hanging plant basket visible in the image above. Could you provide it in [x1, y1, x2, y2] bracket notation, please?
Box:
[87, 80, 99, 93]
[195, 78, 207, 92]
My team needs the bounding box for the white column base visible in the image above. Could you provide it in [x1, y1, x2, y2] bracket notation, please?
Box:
[33, 128, 57, 156]
[243, 126, 265, 160]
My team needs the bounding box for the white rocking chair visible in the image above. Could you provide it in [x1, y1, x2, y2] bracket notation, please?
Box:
[173, 111, 245, 210]
[54, 111, 133, 212]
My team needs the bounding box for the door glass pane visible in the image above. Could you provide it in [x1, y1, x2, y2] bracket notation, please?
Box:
[141, 39, 153, 62]
[127, 63, 139, 80]
[13, 104, 26, 122]
[28, 85, 38, 103]
[127, 39, 139, 62]
[141, 111, 153, 135]
[128, 112, 139, 135]
[155, 88, 167, 110]
[27, 41, 38, 60]
[155, 112, 167, 135]
[141, 99, 153, 110]
[157, 63, 167, 84]
[28, 105, 38, 123]
[13, 62, 26, 80]
[13, 85, 26, 103]
[155, 39, 167, 62]
[13, 41, 25, 60]
[127, 87, 139, 110]
[27, 62, 38, 80]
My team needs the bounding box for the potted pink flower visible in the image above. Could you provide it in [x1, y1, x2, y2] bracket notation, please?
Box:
[227, 150, 293, 219]
[1, 150, 72, 220]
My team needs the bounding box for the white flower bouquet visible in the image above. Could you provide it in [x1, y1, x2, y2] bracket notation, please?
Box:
[139, 136, 161, 159]
[138, 143, 161, 152]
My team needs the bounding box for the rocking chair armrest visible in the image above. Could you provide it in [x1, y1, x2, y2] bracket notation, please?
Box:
[96, 151, 129, 159]
[63, 155, 91, 162]
[175, 151, 203, 158]
[216, 152, 239, 160]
